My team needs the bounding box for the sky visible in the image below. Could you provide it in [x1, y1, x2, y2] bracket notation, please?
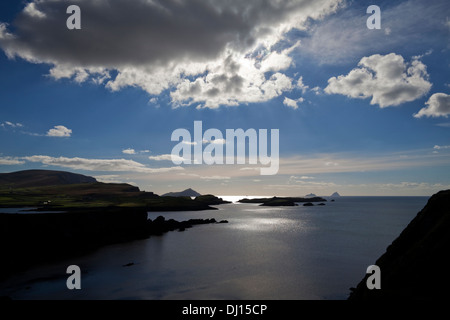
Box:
[0, 0, 449, 196]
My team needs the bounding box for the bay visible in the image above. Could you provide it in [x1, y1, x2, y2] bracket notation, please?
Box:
[0, 196, 428, 300]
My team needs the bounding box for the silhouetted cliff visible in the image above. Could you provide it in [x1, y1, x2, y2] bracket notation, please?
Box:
[349, 189, 450, 300]
[0, 208, 224, 279]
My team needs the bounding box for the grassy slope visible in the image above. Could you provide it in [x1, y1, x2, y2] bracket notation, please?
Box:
[0, 182, 215, 211]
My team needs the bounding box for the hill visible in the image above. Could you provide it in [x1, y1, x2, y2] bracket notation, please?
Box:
[348, 189, 450, 300]
[0, 169, 96, 188]
[162, 188, 201, 197]
[0, 170, 223, 211]
[330, 192, 341, 197]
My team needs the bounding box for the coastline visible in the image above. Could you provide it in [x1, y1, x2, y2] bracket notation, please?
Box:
[0, 207, 226, 281]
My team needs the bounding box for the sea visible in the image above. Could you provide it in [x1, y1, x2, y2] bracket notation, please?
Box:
[0, 196, 429, 300]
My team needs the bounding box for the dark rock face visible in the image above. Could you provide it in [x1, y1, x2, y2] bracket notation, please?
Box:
[303, 202, 314, 206]
[0, 208, 225, 279]
[348, 189, 450, 300]
[0, 208, 148, 278]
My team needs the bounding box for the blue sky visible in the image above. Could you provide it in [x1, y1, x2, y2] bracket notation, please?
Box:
[0, 0, 449, 196]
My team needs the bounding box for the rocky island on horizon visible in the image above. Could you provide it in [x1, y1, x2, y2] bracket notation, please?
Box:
[161, 188, 201, 197]
[238, 196, 327, 206]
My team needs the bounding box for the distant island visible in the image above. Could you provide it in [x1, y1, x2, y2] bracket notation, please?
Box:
[305, 193, 317, 197]
[162, 188, 201, 197]
[238, 196, 327, 206]
[330, 192, 341, 197]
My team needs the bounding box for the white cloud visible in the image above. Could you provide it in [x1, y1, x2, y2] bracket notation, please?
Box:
[288, 175, 315, 183]
[0, 0, 344, 109]
[182, 141, 198, 146]
[122, 148, 136, 155]
[433, 145, 450, 150]
[46, 125, 72, 137]
[296, 76, 309, 93]
[283, 96, 304, 109]
[203, 138, 226, 145]
[23, 3, 46, 19]
[325, 53, 432, 108]
[0, 157, 25, 165]
[200, 175, 231, 181]
[149, 154, 187, 162]
[414, 93, 450, 118]
[239, 167, 261, 171]
[1, 121, 23, 129]
[93, 175, 137, 185]
[22, 155, 183, 173]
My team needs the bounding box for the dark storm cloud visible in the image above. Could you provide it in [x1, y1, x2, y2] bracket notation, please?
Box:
[0, 0, 343, 108]
[0, 0, 341, 69]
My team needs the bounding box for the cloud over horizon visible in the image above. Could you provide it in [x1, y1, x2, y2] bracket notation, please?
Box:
[22, 155, 184, 174]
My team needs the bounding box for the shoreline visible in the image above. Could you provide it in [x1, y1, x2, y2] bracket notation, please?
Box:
[0, 207, 227, 281]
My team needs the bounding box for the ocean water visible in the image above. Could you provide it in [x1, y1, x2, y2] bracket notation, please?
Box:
[0, 196, 428, 300]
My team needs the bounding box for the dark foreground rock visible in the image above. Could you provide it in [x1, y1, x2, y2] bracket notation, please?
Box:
[147, 216, 219, 235]
[0, 208, 224, 279]
[348, 189, 450, 300]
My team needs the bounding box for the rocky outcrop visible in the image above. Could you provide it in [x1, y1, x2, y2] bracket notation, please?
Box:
[194, 194, 231, 205]
[348, 189, 450, 300]
[239, 196, 326, 205]
[260, 197, 297, 206]
[146, 216, 219, 234]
